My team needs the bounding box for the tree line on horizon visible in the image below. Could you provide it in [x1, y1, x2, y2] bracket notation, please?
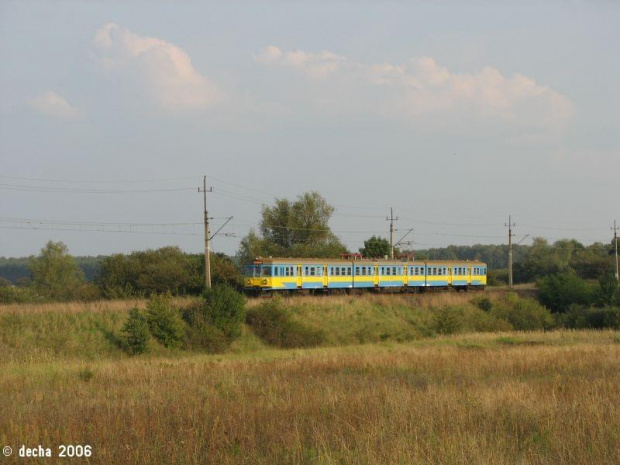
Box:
[1, 191, 618, 311]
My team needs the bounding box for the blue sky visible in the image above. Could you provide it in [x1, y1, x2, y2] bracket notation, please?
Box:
[1, 1, 619, 258]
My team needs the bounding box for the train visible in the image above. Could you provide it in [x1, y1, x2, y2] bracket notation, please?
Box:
[243, 257, 487, 295]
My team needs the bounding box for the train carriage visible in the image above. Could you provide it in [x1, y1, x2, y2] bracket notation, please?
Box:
[244, 257, 487, 295]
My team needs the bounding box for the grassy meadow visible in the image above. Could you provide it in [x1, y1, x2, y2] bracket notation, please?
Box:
[1, 294, 619, 463]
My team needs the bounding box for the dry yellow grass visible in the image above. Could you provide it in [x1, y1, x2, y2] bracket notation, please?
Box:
[0, 297, 197, 315]
[1, 330, 619, 464]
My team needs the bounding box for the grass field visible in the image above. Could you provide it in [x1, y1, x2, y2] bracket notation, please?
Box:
[1, 297, 619, 463]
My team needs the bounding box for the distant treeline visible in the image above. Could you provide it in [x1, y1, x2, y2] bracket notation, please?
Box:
[415, 238, 616, 284]
[2, 237, 616, 288]
[0, 256, 102, 284]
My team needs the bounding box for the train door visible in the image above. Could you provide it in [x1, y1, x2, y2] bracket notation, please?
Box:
[297, 265, 302, 288]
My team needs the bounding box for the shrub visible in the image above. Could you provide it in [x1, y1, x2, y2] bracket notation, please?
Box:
[144, 293, 185, 349]
[538, 272, 596, 312]
[596, 275, 620, 306]
[121, 308, 151, 355]
[555, 306, 620, 330]
[246, 299, 325, 348]
[474, 296, 493, 312]
[432, 306, 463, 335]
[487, 269, 508, 286]
[202, 284, 246, 339]
[180, 285, 245, 352]
[0, 286, 44, 304]
[490, 297, 553, 331]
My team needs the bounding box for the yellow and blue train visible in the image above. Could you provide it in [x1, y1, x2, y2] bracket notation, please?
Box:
[243, 257, 487, 295]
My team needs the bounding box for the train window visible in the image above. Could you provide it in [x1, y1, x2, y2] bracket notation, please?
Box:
[393, 267, 397, 275]
[386, 267, 391, 276]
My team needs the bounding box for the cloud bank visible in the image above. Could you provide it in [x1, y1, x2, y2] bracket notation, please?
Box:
[92, 23, 222, 111]
[29, 91, 81, 119]
[255, 46, 574, 132]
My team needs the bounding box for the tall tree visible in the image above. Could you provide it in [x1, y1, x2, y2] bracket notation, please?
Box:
[238, 191, 347, 262]
[359, 236, 391, 258]
[29, 241, 85, 300]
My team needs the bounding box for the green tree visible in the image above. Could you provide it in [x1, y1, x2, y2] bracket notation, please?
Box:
[359, 236, 392, 258]
[144, 293, 186, 349]
[538, 271, 596, 312]
[237, 191, 347, 262]
[121, 308, 151, 355]
[97, 246, 204, 297]
[29, 241, 85, 300]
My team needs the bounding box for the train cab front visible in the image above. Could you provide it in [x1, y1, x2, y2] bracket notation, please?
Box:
[243, 261, 273, 295]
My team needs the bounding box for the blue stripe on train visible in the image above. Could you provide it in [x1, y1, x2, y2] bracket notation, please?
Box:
[301, 282, 323, 289]
[327, 282, 353, 289]
[378, 280, 405, 287]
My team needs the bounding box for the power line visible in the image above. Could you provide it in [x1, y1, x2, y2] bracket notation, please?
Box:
[0, 174, 198, 184]
[0, 183, 195, 194]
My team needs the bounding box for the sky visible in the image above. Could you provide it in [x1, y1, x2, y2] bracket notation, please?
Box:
[1, 0, 619, 258]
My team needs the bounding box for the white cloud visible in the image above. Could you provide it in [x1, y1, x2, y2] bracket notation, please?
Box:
[92, 23, 222, 111]
[256, 46, 574, 132]
[29, 91, 81, 119]
[255, 45, 348, 79]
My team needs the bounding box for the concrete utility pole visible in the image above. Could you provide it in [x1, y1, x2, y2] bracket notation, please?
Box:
[387, 208, 398, 259]
[613, 220, 619, 284]
[199, 176, 213, 290]
[506, 215, 515, 289]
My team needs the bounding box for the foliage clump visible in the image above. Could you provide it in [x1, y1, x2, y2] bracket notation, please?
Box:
[29, 241, 85, 301]
[237, 191, 348, 262]
[432, 306, 463, 335]
[183, 284, 246, 352]
[121, 308, 151, 355]
[144, 293, 185, 349]
[246, 298, 325, 348]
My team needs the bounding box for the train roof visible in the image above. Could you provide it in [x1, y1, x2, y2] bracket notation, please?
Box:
[250, 257, 486, 266]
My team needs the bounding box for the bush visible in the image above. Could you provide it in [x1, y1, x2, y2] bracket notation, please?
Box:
[246, 299, 325, 348]
[144, 294, 185, 349]
[538, 272, 596, 312]
[122, 308, 151, 355]
[555, 306, 620, 330]
[0, 286, 44, 304]
[487, 269, 508, 286]
[182, 303, 229, 353]
[490, 298, 554, 331]
[202, 284, 246, 339]
[180, 285, 245, 352]
[474, 296, 493, 312]
[432, 306, 463, 335]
